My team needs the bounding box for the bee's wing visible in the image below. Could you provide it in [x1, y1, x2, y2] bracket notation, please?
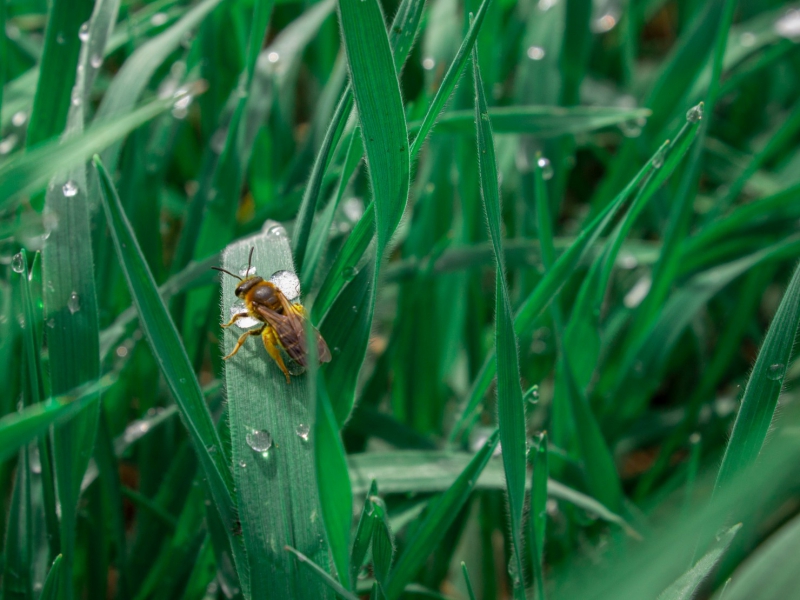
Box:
[255, 305, 309, 366]
[274, 289, 332, 365]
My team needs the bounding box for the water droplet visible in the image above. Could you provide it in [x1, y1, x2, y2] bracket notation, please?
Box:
[524, 384, 540, 404]
[351, 305, 358, 313]
[686, 103, 704, 123]
[422, 57, 435, 70]
[776, 9, 800, 40]
[739, 31, 756, 47]
[238, 264, 257, 277]
[620, 120, 642, 138]
[267, 51, 280, 63]
[481, 111, 490, 121]
[11, 111, 27, 127]
[62, 180, 78, 197]
[266, 223, 287, 238]
[652, 147, 667, 169]
[11, 253, 24, 274]
[526, 46, 545, 60]
[767, 363, 786, 381]
[0, 134, 19, 155]
[342, 266, 358, 281]
[47, 318, 56, 328]
[150, 12, 169, 26]
[238, 460, 247, 468]
[536, 156, 554, 180]
[115, 345, 128, 358]
[68, 291, 81, 314]
[592, 13, 618, 33]
[70, 87, 81, 106]
[78, 22, 90, 42]
[296, 423, 310, 441]
[269, 270, 301, 301]
[90, 54, 103, 69]
[229, 303, 260, 329]
[245, 429, 273, 453]
[172, 93, 192, 119]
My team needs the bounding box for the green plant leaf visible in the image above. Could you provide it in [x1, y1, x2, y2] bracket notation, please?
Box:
[472, 44, 526, 598]
[714, 258, 800, 492]
[315, 371, 353, 588]
[370, 497, 394, 589]
[220, 229, 332, 599]
[285, 546, 360, 600]
[656, 524, 739, 600]
[40, 555, 64, 600]
[350, 480, 378, 585]
[2, 446, 33, 600]
[383, 430, 499, 599]
[530, 432, 548, 600]
[462, 563, 477, 600]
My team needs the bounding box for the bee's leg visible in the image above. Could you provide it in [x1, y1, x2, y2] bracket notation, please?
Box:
[262, 326, 291, 384]
[223, 327, 262, 360]
[221, 312, 249, 329]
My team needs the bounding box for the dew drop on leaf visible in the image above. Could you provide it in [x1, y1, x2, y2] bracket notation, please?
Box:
[11, 253, 24, 274]
[68, 291, 81, 314]
[62, 180, 79, 197]
[767, 363, 785, 381]
[296, 423, 310, 442]
[537, 156, 554, 180]
[246, 429, 273, 453]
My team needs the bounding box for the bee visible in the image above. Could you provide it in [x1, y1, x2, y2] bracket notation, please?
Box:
[213, 248, 331, 383]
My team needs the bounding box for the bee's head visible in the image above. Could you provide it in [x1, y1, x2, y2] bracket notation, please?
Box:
[235, 276, 264, 298]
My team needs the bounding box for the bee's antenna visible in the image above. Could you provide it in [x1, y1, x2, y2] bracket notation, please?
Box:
[211, 267, 242, 281]
[247, 247, 254, 276]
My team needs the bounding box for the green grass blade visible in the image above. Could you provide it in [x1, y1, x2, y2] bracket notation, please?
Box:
[337, 0, 409, 257]
[383, 430, 500, 599]
[472, 44, 526, 598]
[417, 106, 652, 137]
[409, 0, 492, 158]
[530, 433, 548, 600]
[462, 563, 477, 600]
[657, 524, 739, 600]
[26, 0, 93, 147]
[714, 259, 800, 492]
[285, 547, 360, 600]
[0, 91, 185, 210]
[351, 480, 378, 584]
[40, 555, 63, 600]
[2, 447, 33, 600]
[315, 372, 353, 588]
[370, 497, 394, 590]
[95, 0, 224, 171]
[93, 156, 243, 578]
[0, 377, 113, 463]
[719, 514, 800, 600]
[220, 229, 332, 599]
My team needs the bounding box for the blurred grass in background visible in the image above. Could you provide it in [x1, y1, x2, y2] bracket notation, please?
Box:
[3, 0, 800, 598]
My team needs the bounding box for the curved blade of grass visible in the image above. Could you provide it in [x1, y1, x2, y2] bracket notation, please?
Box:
[717, 513, 800, 600]
[418, 106, 652, 137]
[95, 0, 224, 171]
[315, 371, 353, 588]
[220, 230, 332, 600]
[472, 45, 526, 598]
[93, 156, 244, 586]
[382, 430, 500, 600]
[2, 446, 33, 600]
[26, 0, 93, 148]
[0, 375, 113, 465]
[714, 259, 800, 492]
[0, 91, 186, 210]
[285, 547, 360, 600]
[40, 555, 63, 600]
[657, 524, 739, 600]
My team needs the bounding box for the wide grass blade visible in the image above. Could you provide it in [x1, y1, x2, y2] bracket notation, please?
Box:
[714, 259, 800, 492]
[718, 514, 800, 600]
[93, 156, 244, 585]
[656, 525, 739, 600]
[220, 229, 332, 599]
[0, 377, 113, 463]
[383, 430, 500, 599]
[315, 373, 353, 588]
[471, 42, 526, 599]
